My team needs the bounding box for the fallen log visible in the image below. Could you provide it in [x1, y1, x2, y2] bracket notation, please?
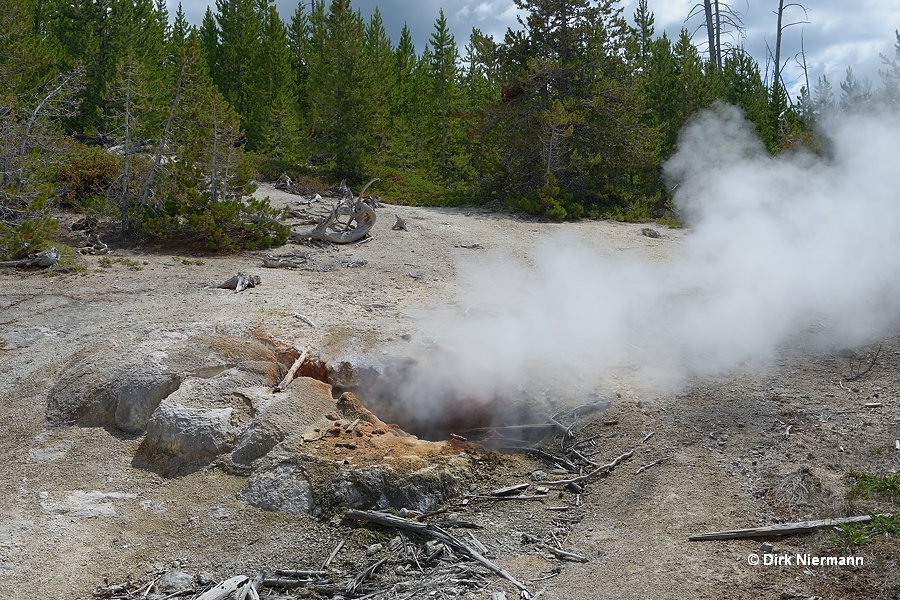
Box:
[344, 509, 528, 592]
[0, 247, 59, 268]
[261, 257, 305, 269]
[688, 515, 880, 541]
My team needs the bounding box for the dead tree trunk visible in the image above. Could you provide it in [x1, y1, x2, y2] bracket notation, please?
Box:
[703, 0, 717, 70]
[140, 62, 186, 209]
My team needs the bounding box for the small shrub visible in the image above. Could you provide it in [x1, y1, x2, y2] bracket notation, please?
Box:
[173, 256, 204, 266]
[55, 144, 121, 209]
[137, 192, 289, 252]
[846, 470, 900, 501]
[46, 245, 86, 275]
[0, 198, 59, 260]
[513, 183, 575, 220]
[831, 515, 900, 551]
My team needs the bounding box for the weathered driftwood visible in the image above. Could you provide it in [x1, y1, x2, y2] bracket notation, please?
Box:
[542, 545, 588, 563]
[218, 272, 260, 292]
[276, 570, 328, 579]
[635, 455, 671, 474]
[195, 575, 250, 600]
[344, 510, 528, 592]
[293, 313, 316, 327]
[392, 214, 408, 231]
[291, 178, 379, 244]
[490, 483, 531, 497]
[261, 257, 305, 269]
[688, 515, 877, 541]
[274, 349, 309, 392]
[0, 247, 59, 268]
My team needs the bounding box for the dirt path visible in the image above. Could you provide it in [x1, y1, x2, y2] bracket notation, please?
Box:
[0, 183, 896, 599]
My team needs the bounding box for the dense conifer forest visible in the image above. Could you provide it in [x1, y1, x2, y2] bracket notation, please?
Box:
[1, 0, 898, 256]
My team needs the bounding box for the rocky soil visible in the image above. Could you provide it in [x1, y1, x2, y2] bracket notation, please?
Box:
[0, 183, 897, 599]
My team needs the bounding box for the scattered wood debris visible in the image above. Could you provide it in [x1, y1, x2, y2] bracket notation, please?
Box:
[72, 217, 111, 255]
[261, 255, 307, 269]
[344, 509, 529, 592]
[635, 455, 672, 474]
[218, 272, 260, 292]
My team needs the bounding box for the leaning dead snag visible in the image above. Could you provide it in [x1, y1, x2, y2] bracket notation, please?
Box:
[274, 348, 309, 392]
[688, 515, 880, 541]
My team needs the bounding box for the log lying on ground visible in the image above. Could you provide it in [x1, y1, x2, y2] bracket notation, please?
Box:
[344, 509, 528, 592]
[689, 515, 878, 541]
[0, 247, 59, 268]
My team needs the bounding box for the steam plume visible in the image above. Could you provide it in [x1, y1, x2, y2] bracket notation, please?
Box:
[392, 103, 900, 414]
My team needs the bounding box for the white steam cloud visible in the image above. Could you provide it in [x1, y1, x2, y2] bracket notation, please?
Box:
[393, 103, 900, 413]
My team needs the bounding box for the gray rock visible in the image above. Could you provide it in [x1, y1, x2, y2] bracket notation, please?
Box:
[239, 463, 316, 515]
[114, 374, 184, 433]
[45, 333, 279, 433]
[157, 570, 194, 593]
[231, 422, 281, 465]
[137, 402, 235, 476]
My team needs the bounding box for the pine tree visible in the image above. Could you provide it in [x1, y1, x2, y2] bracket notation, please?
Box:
[630, 0, 655, 67]
[138, 33, 287, 251]
[42, 0, 166, 137]
[198, 7, 219, 75]
[719, 49, 773, 144]
[812, 75, 836, 120]
[491, 0, 651, 216]
[306, 0, 370, 181]
[839, 67, 873, 113]
[259, 3, 302, 165]
[427, 9, 461, 184]
[876, 31, 900, 110]
[389, 24, 423, 172]
[213, 0, 268, 148]
[363, 8, 395, 172]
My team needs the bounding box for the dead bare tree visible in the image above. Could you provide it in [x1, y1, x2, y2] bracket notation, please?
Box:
[138, 62, 186, 211]
[0, 67, 83, 223]
[771, 0, 809, 89]
[687, 0, 746, 70]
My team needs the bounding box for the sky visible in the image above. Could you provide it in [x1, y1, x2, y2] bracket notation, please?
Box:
[171, 0, 900, 98]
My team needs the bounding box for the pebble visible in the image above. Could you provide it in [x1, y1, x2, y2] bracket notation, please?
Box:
[366, 543, 383, 556]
